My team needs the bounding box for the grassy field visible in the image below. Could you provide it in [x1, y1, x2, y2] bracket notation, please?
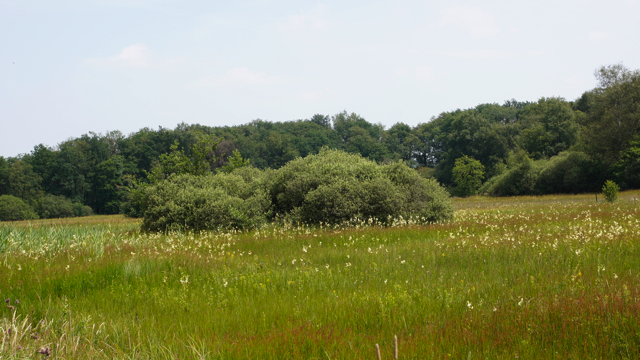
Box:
[1, 191, 640, 359]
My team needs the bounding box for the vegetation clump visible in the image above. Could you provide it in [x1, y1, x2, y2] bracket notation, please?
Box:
[140, 167, 270, 232]
[0, 195, 38, 221]
[602, 180, 620, 202]
[138, 149, 453, 231]
[451, 155, 484, 197]
[268, 148, 453, 224]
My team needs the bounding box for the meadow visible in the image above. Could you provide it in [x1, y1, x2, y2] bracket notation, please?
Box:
[1, 191, 640, 359]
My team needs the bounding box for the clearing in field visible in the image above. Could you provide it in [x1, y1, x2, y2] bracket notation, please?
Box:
[1, 191, 640, 359]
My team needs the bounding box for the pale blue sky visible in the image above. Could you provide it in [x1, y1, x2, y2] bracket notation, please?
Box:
[1, 0, 639, 156]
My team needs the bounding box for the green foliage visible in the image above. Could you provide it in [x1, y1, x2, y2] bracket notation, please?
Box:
[37, 194, 75, 218]
[0, 194, 38, 221]
[221, 149, 250, 173]
[583, 64, 640, 163]
[141, 168, 270, 232]
[480, 157, 541, 196]
[536, 151, 604, 194]
[269, 148, 453, 224]
[148, 132, 220, 182]
[602, 180, 620, 202]
[451, 155, 484, 197]
[614, 135, 640, 188]
[519, 97, 580, 159]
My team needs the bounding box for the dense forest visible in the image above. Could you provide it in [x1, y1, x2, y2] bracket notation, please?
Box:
[1, 64, 639, 220]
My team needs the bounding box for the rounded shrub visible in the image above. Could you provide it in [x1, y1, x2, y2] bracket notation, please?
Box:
[141, 167, 270, 232]
[0, 195, 38, 221]
[37, 194, 75, 219]
[268, 148, 453, 224]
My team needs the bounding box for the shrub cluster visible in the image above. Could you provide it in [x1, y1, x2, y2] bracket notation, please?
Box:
[139, 149, 454, 231]
[480, 151, 608, 196]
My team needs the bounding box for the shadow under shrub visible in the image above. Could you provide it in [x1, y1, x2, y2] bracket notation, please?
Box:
[269, 148, 453, 224]
[141, 167, 270, 232]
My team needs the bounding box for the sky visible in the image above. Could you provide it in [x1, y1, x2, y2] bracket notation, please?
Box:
[1, 0, 639, 157]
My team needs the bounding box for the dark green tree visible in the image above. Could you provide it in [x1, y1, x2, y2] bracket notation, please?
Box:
[452, 155, 485, 197]
[583, 64, 640, 163]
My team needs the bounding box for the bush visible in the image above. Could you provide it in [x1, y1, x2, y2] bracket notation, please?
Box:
[480, 159, 541, 196]
[74, 203, 94, 217]
[268, 148, 453, 224]
[0, 195, 38, 221]
[451, 155, 484, 197]
[602, 180, 620, 202]
[536, 152, 603, 194]
[37, 194, 75, 218]
[141, 167, 270, 232]
[37, 194, 93, 219]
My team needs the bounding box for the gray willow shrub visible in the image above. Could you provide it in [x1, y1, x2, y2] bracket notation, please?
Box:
[269, 148, 453, 224]
[141, 167, 270, 232]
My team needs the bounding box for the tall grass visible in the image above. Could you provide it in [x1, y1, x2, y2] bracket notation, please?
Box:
[1, 192, 639, 359]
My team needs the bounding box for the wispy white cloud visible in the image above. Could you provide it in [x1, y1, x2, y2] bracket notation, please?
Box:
[587, 31, 608, 41]
[85, 44, 151, 68]
[434, 6, 499, 39]
[194, 67, 279, 87]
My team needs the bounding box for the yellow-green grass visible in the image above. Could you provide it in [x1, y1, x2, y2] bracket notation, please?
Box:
[1, 192, 640, 359]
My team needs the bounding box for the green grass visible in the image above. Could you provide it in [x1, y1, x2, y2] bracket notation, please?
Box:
[1, 191, 640, 359]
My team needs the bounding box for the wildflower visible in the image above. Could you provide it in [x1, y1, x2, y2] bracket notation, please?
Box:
[467, 301, 473, 310]
[15, 300, 19, 304]
[4, 299, 8, 303]
[37, 347, 51, 357]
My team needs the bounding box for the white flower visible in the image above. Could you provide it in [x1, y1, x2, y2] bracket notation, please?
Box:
[467, 301, 473, 310]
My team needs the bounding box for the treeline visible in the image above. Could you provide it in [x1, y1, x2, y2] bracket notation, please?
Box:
[1, 64, 639, 220]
